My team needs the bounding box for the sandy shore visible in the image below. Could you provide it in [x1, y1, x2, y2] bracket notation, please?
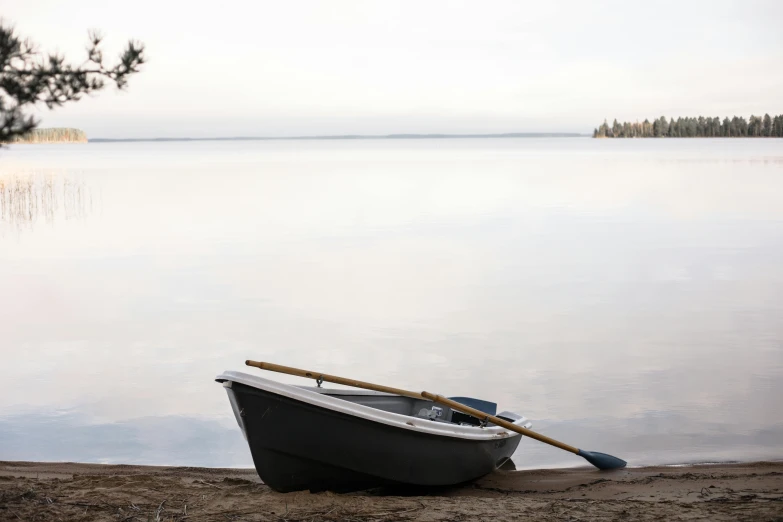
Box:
[1, 461, 781, 521]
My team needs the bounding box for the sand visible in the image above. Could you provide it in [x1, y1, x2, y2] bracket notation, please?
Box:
[1, 460, 781, 521]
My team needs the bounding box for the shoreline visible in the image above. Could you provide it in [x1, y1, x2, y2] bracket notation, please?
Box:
[2, 460, 781, 521]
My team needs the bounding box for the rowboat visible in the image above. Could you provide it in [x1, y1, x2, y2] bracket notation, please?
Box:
[216, 369, 532, 492]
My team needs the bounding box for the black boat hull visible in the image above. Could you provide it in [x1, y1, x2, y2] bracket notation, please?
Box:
[227, 381, 522, 492]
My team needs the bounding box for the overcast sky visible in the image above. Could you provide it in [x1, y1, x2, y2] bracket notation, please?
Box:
[3, 0, 782, 138]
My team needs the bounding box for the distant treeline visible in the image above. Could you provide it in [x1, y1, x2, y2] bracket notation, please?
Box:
[593, 114, 783, 138]
[5, 128, 87, 144]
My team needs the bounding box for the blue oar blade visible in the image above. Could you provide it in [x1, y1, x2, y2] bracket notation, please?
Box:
[577, 450, 627, 470]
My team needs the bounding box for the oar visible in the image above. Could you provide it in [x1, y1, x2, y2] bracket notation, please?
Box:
[245, 360, 626, 470]
[421, 392, 626, 470]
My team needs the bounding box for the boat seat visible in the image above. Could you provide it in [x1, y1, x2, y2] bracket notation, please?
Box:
[447, 397, 497, 416]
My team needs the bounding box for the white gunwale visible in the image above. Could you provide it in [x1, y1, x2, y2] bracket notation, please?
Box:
[217, 371, 531, 441]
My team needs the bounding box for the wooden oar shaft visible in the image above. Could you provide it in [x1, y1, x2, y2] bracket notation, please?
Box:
[245, 360, 623, 469]
[421, 392, 579, 455]
[245, 360, 425, 400]
[246, 361, 577, 453]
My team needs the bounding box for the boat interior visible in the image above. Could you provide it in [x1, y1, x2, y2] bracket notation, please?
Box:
[299, 386, 526, 427]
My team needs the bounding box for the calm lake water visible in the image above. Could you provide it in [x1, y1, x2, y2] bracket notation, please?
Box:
[1, 138, 782, 469]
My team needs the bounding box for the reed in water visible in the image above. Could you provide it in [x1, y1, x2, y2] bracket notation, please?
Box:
[0, 172, 91, 230]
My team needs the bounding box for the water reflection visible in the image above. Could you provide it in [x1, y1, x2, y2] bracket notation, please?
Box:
[1, 409, 779, 469]
[0, 413, 248, 467]
[0, 139, 781, 469]
[0, 171, 92, 231]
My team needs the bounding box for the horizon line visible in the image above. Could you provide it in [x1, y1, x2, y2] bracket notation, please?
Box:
[89, 132, 587, 143]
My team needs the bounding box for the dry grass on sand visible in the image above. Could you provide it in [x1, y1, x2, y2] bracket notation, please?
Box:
[1, 461, 782, 521]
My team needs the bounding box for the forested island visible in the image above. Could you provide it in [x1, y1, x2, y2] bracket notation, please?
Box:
[593, 114, 783, 138]
[5, 128, 88, 144]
